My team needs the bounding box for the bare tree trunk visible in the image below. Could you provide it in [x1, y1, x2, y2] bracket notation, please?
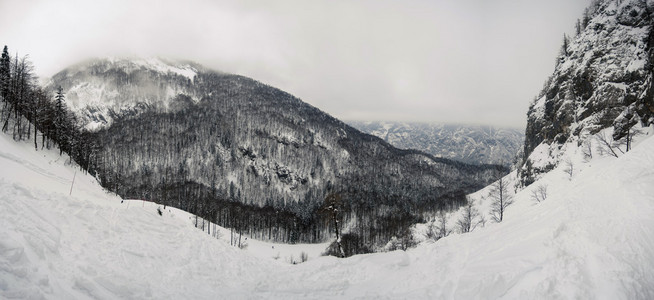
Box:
[26, 118, 30, 140]
[1, 104, 9, 132]
[332, 210, 345, 258]
[33, 111, 37, 150]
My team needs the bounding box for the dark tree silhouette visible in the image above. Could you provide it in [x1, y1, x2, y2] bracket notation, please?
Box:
[322, 193, 344, 257]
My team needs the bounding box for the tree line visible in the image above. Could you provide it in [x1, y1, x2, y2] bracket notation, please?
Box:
[4, 50, 508, 255]
[0, 45, 97, 174]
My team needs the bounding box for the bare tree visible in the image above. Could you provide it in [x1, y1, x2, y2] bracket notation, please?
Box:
[32, 87, 50, 150]
[581, 139, 593, 161]
[426, 210, 450, 241]
[323, 193, 345, 258]
[595, 131, 620, 158]
[425, 218, 439, 241]
[614, 127, 643, 154]
[457, 198, 480, 233]
[563, 158, 574, 180]
[531, 184, 548, 203]
[489, 177, 513, 223]
[436, 210, 450, 239]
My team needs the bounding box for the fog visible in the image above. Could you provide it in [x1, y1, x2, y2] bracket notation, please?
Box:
[0, 0, 590, 128]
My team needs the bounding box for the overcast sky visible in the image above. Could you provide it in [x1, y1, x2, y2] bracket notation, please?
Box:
[1, 0, 590, 128]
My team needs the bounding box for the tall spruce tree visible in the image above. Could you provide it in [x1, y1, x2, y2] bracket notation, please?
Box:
[0, 46, 10, 101]
[54, 86, 67, 154]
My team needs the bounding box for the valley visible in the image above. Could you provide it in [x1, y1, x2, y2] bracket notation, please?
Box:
[1, 0, 654, 298]
[43, 58, 505, 249]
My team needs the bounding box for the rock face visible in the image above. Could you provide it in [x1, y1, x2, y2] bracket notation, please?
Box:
[349, 121, 523, 166]
[46, 57, 505, 249]
[520, 0, 654, 186]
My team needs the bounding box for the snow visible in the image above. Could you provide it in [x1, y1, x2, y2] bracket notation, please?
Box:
[51, 57, 202, 131]
[106, 57, 197, 81]
[2, 129, 654, 299]
[134, 57, 197, 80]
[627, 58, 647, 73]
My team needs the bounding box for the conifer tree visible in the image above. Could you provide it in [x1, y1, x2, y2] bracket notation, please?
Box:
[0, 46, 9, 101]
[561, 34, 570, 57]
[54, 86, 67, 154]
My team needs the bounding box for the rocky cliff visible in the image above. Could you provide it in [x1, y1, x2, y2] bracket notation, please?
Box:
[520, 0, 653, 186]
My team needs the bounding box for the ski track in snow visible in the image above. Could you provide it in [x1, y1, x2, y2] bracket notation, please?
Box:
[1, 131, 654, 299]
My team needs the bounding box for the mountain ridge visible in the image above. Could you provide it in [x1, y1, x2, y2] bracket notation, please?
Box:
[45, 57, 506, 250]
[349, 121, 524, 166]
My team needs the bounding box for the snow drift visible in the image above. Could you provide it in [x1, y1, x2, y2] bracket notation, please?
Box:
[1, 129, 654, 298]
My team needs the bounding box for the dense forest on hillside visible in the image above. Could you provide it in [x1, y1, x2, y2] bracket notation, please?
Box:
[89, 71, 505, 249]
[2, 51, 507, 254]
[0, 46, 95, 171]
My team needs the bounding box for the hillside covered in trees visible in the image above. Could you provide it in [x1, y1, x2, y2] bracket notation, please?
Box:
[1, 53, 506, 253]
[52, 58, 508, 251]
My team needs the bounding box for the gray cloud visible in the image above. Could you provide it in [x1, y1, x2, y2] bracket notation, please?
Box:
[0, 0, 590, 128]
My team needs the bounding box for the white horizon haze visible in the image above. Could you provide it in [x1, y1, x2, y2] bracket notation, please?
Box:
[0, 0, 590, 128]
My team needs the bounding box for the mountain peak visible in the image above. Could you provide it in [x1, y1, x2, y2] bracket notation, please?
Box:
[69, 56, 209, 77]
[46, 56, 214, 130]
[102, 56, 202, 80]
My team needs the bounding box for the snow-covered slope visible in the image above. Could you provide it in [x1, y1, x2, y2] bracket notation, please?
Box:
[45, 57, 204, 131]
[2, 125, 654, 298]
[350, 121, 523, 165]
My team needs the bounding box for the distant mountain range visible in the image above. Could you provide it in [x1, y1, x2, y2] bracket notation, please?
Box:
[349, 121, 523, 166]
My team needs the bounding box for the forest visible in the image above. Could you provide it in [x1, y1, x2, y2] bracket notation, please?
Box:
[1, 50, 508, 254]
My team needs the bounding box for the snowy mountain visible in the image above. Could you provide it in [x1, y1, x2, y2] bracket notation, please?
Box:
[45, 57, 505, 249]
[349, 121, 524, 165]
[4, 0, 654, 296]
[2, 116, 653, 299]
[46, 57, 206, 131]
[520, 0, 654, 185]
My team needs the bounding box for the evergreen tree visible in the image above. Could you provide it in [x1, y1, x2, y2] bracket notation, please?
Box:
[54, 86, 68, 154]
[0, 46, 9, 101]
[561, 34, 570, 57]
[582, 9, 591, 29]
